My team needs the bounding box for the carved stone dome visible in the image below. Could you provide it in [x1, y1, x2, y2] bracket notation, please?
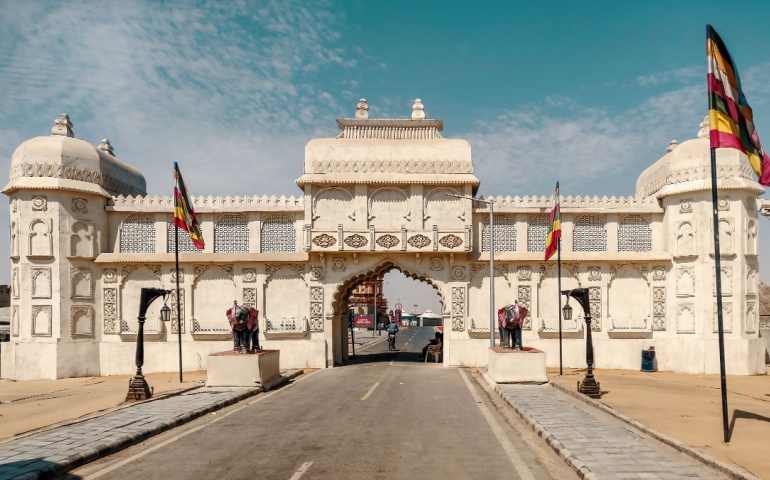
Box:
[635, 119, 763, 199]
[4, 113, 146, 197]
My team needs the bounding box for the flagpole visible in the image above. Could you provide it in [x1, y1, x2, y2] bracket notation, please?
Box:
[557, 237, 563, 376]
[174, 162, 184, 383]
[710, 147, 729, 443]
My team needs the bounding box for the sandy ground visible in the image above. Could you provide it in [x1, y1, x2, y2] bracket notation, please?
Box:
[0, 371, 207, 440]
[548, 367, 770, 479]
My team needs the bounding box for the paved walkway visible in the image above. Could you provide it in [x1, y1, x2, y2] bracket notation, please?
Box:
[487, 379, 738, 480]
[0, 383, 273, 480]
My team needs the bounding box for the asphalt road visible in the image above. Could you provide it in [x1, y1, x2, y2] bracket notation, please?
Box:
[67, 327, 576, 480]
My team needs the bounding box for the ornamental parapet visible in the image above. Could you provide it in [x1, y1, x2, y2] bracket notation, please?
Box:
[474, 194, 660, 212]
[108, 194, 304, 212]
[305, 227, 472, 253]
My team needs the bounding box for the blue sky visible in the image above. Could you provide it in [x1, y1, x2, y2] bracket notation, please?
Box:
[2, 1, 770, 312]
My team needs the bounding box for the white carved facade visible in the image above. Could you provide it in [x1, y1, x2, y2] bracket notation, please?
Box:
[2, 107, 765, 380]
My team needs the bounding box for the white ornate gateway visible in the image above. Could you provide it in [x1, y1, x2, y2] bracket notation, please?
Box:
[2, 105, 765, 380]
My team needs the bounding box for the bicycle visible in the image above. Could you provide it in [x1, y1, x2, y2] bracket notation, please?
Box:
[387, 332, 396, 351]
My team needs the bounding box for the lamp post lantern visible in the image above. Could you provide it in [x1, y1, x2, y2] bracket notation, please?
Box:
[561, 288, 600, 398]
[126, 287, 171, 401]
[449, 193, 495, 347]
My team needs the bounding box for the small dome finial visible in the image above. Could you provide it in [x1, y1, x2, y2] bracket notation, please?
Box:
[52, 113, 73, 137]
[355, 98, 369, 119]
[666, 140, 679, 153]
[98, 138, 115, 156]
[412, 99, 425, 119]
[698, 115, 709, 139]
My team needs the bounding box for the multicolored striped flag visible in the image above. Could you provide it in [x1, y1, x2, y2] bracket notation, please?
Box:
[707, 25, 770, 186]
[173, 162, 204, 250]
[544, 182, 561, 261]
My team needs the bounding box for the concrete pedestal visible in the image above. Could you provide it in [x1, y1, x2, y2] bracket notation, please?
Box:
[206, 350, 280, 387]
[487, 347, 547, 384]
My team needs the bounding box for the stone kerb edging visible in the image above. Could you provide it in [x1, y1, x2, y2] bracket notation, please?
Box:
[110, 194, 305, 208]
[548, 381, 760, 480]
[480, 371, 598, 480]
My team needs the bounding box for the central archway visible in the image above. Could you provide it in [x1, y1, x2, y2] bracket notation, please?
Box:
[330, 258, 447, 365]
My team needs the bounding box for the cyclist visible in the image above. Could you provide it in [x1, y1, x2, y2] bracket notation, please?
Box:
[385, 321, 399, 350]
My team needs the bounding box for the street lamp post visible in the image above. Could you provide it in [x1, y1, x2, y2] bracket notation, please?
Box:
[561, 288, 600, 398]
[126, 287, 171, 402]
[449, 194, 495, 347]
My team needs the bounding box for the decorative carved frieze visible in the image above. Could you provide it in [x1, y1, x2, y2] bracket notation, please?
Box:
[588, 266, 601, 281]
[243, 288, 256, 306]
[518, 285, 532, 330]
[103, 268, 118, 284]
[652, 266, 666, 281]
[653, 286, 666, 331]
[517, 266, 532, 281]
[589, 287, 601, 331]
[717, 196, 730, 211]
[439, 234, 463, 249]
[31, 195, 47, 211]
[265, 264, 284, 277]
[469, 263, 485, 279]
[170, 289, 185, 334]
[451, 286, 465, 331]
[10, 161, 145, 197]
[310, 266, 324, 281]
[103, 288, 117, 334]
[72, 197, 88, 213]
[171, 268, 184, 284]
[376, 234, 399, 249]
[344, 234, 368, 248]
[121, 264, 139, 283]
[242, 268, 257, 283]
[331, 257, 346, 272]
[679, 198, 693, 214]
[309, 286, 324, 332]
[451, 266, 466, 281]
[429, 256, 444, 271]
[408, 234, 431, 249]
[312, 234, 336, 248]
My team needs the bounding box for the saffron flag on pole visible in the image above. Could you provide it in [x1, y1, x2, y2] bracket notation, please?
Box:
[544, 182, 561, 261]
[173, 162, 204, 250]
[707, 25, 770, 186]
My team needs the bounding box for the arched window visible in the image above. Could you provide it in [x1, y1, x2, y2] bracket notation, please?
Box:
[618, 214, 651, 252]
[573, 215, 606, 252]
[120, 214, 155, 253]
[261, 214, 296, 253]
[168, 221, 202, 253]
[527, 215, 549, 252]
[214, 214, 249, 253]
[482, 215, 516, 252]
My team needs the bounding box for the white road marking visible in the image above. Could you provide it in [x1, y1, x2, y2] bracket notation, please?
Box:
[361, 382, 380, 400]
[82, 370, 322, 479]
[289, 461, 313, 480]
[458, 369, 536, 480]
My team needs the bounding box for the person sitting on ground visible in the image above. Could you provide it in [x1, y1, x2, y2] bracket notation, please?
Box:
[419, 331, 443, 360]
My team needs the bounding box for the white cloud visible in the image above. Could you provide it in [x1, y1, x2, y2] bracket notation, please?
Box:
[634, 66, 700, 87]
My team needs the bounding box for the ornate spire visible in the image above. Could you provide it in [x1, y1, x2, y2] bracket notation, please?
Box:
[412, 99, 425, 120]
[666, 140, 679, 153]
[355, 98, 369, 119]
[98, 138, 115, 156]
[697, 115, 709, 139]
[52, 113, 73, 137]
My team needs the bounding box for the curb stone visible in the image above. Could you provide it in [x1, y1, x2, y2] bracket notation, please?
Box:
[7, 370, 303, 480]
[548, 381, 760, 480]
[480, 371, 599, 480]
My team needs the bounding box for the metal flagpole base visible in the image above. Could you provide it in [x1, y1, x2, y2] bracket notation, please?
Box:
[577, 376, 601, 398]
[126, 375, 153, 401]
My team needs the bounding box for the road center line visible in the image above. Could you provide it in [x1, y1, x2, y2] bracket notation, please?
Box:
[82, 370, 321, 479]
[361, 382, 380, 400]
[289, 461, 313, 480]
[458, 369, 536, 480]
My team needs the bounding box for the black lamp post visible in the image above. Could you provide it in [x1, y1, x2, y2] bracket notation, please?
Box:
[126, 287, 171, 401]
[561, 288, 601, 398]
